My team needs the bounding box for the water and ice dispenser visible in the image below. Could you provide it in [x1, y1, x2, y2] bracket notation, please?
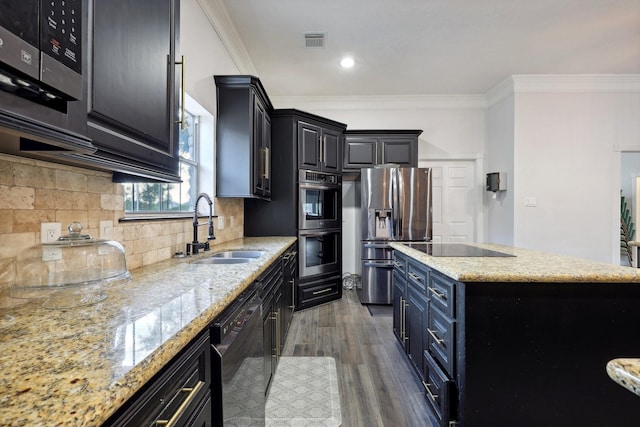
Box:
[370, 208, 393, 239]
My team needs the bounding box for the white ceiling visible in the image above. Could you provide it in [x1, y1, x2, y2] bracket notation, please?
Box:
[214, 0, 640, 97]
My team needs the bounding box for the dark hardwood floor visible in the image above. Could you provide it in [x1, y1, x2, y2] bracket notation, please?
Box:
[282, 288, 434, 427]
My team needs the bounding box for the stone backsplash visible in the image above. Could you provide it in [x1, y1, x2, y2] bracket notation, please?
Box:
[0, 153, 243, 293]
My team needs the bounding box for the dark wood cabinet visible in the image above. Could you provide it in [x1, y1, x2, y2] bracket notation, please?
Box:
[395, 249, 640, 427]
[244, 109, 346, 236]
[297, 117, 345, 173]
[105, 332, 211, 427]
[393, 251, 429, 380]
[215, 75, 273, 199]
[281, 244, 298, 347]
[85, 0, 181, 182]
[343, 130, 422, 172]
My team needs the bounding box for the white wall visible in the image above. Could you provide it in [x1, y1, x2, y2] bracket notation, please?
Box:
[180, 0, 241, 114]
[513, 90, 640, 262]
[486, 93, 515, 245]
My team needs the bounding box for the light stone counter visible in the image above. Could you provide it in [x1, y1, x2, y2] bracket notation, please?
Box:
[0, 236, 296, 427]
[391, 242, 640, 283]
[607, 359, 640, 397]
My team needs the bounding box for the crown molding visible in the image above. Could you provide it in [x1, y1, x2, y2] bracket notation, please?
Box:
[512, 74, 640, 93]
[197, 0, 257, 75]
[270, 94, 487, 111]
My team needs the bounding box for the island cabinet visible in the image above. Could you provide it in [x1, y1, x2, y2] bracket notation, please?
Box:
[393, 251, 430, 379]
[393, 249, 640, 427]
[104, 332, 211, 427]
[85, 0, 182, 182]
[215, 75, 274, 199]
[343, 129, 422, 173]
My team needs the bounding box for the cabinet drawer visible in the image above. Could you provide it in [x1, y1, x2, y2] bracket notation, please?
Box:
[427, 306, 455, 375]
[407, 260, 429, 293]
[393, 252, 408, 278]
[428, 271, 455, 318]
[108, 332, 211, 427]
[297, 275, 341, 310]
[423, 350, 455, 427]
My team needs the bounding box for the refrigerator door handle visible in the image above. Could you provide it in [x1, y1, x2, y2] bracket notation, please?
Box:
[363, 261, 394, 268]
[393, 168, 402, 240]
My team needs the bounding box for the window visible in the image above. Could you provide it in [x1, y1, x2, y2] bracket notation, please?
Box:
[123, 94, 214, 216]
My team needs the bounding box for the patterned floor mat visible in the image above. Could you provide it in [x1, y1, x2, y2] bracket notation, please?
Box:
[266, 357, 342, 427]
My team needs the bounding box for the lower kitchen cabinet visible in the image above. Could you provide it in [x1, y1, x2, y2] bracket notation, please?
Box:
[393, 251, 429, 380]
[393, 249, 640, 427]
[297, 273, 342, 310]
[281, 244, 298, 351]
[104, 332, 211, 427]
[260, 258, 284, 394]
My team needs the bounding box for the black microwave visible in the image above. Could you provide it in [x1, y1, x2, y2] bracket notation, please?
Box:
[0, 0, 93, 154]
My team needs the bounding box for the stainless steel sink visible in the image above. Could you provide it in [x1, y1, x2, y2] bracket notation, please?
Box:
[192, 257, 252, 265]
[211, 250, 265, 259]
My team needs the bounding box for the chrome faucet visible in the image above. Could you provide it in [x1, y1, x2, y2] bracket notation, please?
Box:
[186, 193, 215, 255]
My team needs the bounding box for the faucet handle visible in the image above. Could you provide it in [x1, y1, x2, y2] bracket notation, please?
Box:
[186, 243, 192, 256]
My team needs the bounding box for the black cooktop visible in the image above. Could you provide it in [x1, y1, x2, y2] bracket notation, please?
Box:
[406, 243, 515, 257]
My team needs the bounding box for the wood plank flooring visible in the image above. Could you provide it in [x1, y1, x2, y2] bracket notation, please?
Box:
[282, 288, 434, 427]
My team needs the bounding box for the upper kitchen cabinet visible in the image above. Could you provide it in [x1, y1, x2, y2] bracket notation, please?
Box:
[343, 130, 422, 173]
[215, 75, 274, 199]
[85, 0, 181, 182]
[298, 121, 343, 173]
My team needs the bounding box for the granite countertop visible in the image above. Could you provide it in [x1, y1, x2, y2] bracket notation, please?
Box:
[606, 359, 640, 396]
[391, 242, 640, 283]
[0, 236, 296, 427]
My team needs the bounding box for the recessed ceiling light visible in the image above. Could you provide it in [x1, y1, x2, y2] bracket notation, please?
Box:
[340, 57, 355, 68]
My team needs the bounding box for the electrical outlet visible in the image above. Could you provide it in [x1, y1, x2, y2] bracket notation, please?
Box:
[217, 216, 225, 230]
[99, 220, 113, 240]
[524, 197, 537, 207]
[42, 246, 62, 262]
[230, 216, 235, 227]
[41, 222, 61, 243]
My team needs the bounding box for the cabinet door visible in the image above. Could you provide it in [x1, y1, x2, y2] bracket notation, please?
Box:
[379, 138, 417, 167]
[298, 121, 322, 170]
[89, 0, 179, 179]
[344, 137, 377, 171]
[392, 270, 407, 348]
[253, 95, 271, 197]
[321, 128, 342, 173]
[407, 284, 428, 380]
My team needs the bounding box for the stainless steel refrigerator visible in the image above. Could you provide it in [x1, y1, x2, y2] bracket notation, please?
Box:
[357, 167, 432, 304]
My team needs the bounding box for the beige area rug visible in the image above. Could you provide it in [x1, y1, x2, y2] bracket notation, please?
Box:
[266, 357, 342, 427]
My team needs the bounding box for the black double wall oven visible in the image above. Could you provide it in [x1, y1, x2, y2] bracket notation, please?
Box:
[297, 169, 342, 310]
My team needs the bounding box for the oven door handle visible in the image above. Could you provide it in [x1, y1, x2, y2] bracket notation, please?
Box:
[299, 183, 339, 191]
[299, 229, 340, 237]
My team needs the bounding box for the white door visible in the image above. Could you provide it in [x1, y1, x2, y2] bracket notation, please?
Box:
[419, 160, 477, 243]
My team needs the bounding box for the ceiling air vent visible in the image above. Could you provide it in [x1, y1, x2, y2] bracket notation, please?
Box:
[304, 33, 326, 48]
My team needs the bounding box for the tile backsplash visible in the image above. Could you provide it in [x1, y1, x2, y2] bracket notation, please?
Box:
[0, 153, 243, 292]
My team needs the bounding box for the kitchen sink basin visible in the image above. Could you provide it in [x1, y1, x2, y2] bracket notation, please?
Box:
[211, 250, 265, 259]
[192, 257, 252, 265]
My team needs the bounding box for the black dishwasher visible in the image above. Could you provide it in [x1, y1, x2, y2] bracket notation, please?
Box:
[210, 281, 264, 426]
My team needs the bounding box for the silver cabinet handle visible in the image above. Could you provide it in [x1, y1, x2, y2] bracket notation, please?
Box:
[408, 272, 423, 283]
[427, 327, 444, 346]
[428, 287, 445, 299]
[175, 56, 186, 130]
[313, 288, 332, 295]
[422, 381, 439, 402]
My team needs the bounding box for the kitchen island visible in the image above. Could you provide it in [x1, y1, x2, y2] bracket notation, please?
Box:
[390, 242, 640, 427]
[0, 236, 296, 426]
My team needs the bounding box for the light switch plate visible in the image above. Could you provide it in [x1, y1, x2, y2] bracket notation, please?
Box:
[217, 216, 225, 230]
[524, 197, 537, 207]
[99, 220, 113, 240]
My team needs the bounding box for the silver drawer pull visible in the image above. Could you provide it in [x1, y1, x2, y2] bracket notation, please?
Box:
[408, 272, 423, 282]
[422, 381, 439, 402]
[393, 261, 402, 268]
[427, 328, 444, 346]
[428, 287, 445, 299]
[313, 288, 332, 295]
